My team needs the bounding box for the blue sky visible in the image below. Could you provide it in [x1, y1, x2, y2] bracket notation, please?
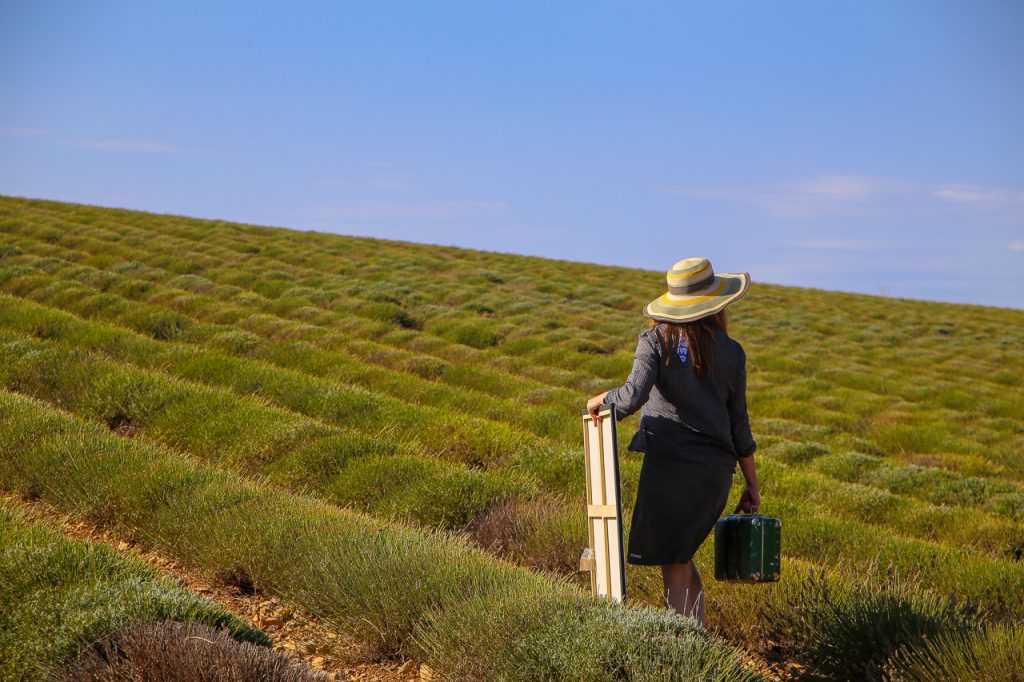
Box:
[2, 1, 1022, 308]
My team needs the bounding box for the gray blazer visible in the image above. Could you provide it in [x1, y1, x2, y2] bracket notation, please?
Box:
[601, 325, 756, 471]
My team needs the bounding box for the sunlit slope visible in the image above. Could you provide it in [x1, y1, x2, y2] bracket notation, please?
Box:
[1, 194, 1022, 678]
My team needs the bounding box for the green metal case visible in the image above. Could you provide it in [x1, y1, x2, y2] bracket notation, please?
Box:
[714, 513, 782, 583]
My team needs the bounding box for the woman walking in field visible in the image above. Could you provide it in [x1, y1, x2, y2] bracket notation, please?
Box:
[587, 257, 759, 627]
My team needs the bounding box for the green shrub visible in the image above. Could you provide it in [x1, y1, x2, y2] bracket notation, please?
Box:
[358, 301, 420, 329]
[136, 308, 191, 340]
[326, 454, 537, 529]
[771, 440, 830, 464]
[413, 587, 762, 682]
[576, 340, 609, 355]
[209, 329, 263, 356]
[436, 320, 503, 348]
[168, 273, 216, 293]
[762, 567, 983, 681]
[887, 622, 1024, 682]
[400, 355, 449, 380]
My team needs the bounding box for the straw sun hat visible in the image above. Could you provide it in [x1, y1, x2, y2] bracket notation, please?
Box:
[643, 257, 750, 324]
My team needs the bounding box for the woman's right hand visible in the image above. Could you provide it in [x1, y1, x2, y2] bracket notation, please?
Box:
[586, 391, 609, 423]
[734, 484, 761, 514]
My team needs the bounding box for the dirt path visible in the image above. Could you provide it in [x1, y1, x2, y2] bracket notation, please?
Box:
[0, 491, 433, 682]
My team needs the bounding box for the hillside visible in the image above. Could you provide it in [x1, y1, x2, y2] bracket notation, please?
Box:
[1, 194, 1022, 681]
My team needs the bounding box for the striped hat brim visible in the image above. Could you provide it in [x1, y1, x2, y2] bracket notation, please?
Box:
[643, 272, 750, 323]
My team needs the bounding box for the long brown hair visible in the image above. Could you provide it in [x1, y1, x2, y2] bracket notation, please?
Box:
[648, 310, 728, 379]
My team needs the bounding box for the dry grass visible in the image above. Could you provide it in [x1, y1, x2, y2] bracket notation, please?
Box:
[58, 621, 328, 682]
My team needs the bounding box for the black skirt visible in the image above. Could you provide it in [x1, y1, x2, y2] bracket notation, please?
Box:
[625, 448, 734, 566]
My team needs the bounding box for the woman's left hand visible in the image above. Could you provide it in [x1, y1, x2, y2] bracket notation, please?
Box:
[734, 484, 761, 514]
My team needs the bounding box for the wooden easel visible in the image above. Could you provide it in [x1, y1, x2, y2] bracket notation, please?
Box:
[579, 405, 627, 603]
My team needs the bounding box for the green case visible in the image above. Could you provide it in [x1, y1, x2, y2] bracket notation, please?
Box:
[714, 513, 782, 583]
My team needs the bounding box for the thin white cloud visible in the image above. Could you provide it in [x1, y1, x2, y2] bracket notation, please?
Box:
[791, 239, 877, 250]
[74, 138, 183, 153]
[307, 199, 508, 221]
[665, 175, 1024, 219]
[781, 175, 906, 202]
[318, 173, 410, 190]
[0, 125, 50, 137]
[933, 184, 1024, 206]
[667, 175, 907, 204]
[1, 125, 186, 153]
[1010, 241, 1024, 252]
[667, 185, 746, 200]
[665, 175, 912, 218]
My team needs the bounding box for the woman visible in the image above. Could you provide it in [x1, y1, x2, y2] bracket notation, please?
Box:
[587, 257, 759, 627]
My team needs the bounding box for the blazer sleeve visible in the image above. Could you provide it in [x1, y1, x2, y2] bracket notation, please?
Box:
[727, 344, 757, 457]
[602, 331, 658, 420]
